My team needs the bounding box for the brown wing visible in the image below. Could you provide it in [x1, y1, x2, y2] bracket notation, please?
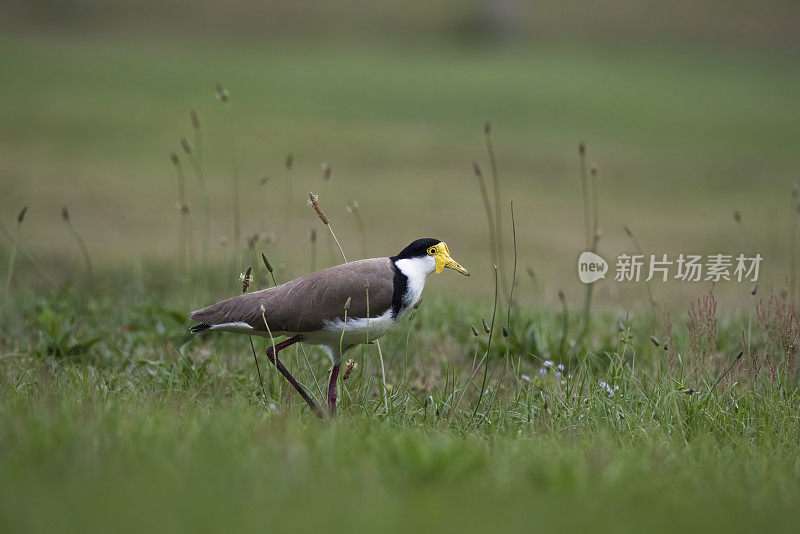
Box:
[190, 258, 396, 333]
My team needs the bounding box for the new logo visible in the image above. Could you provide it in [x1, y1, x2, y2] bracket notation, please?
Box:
[578, 252, 608, 284]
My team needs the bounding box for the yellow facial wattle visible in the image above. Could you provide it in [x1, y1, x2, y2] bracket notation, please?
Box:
[428, 241, 470, 276]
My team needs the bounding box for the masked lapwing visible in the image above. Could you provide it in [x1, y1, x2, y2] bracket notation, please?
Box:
[190, 238, 469, 415]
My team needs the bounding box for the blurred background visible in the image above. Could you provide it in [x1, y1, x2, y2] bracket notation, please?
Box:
[2, 0, 799, 311]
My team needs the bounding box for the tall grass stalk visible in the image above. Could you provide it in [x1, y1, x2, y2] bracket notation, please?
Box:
[0, 218, 55, 289]
[3, 206, 27, 299]
[261, 252, 278, 287]
[260, 307, 282, 403]
[170, 152, 189, 276]
[790, 183, 798, 302]
[484, 122, 508, 299]
[284, 153, 294, 233]
[504, 200, 518, 358]
[579, 143, 591, 250]
[558, 289, 568, 358]
[61, 207, 93, 289]
[469, 265, 499, 427]
[472, 162, 498, 274]
[309, 193, 347, 263]
[217, 84, 241, 271]
[248, 336, 269, 408]
[347, 200, 367, 258]
[367, 283, 391, 415]
[623, 224, 657, 306]
[579, 161, 600, 344]
[309, 229, 317, 273]
[338, 298, 350, 371]
[184, 112, 210, 266]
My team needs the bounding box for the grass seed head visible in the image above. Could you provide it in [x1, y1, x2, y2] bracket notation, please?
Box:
[346, 200, 359, 213]
[180, 137, 192, 155]
[261, 253, 273, 273]
[190, 109, 200, 130]
[578, 142, 586, 155]
[472, 161, 482, 177]
[309, 193, 329, 225]
[343, 359, 358, 380]
[259, 174, 270, 186]
[240, 267, 253, 293]
[285, 153, 293, 170]
[17, 206, 28, 225]
[471, 325, 479, 337]
[310, 229, 317, 242]
[502, 327, 509, 338]
[484, 121, 491, 135]
[344, 297, 351, 311]
[321, 162, 332, 181]
[61, 207, 69, 222]
[650, 336, 660, 347]
[170, 152, 180, 166]
[733, 210, 741, 223]
[482, 318, 491, 334]
[215, 83, 229, 103]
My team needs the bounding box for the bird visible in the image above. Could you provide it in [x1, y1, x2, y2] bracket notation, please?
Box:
[189, 238, 469, 416]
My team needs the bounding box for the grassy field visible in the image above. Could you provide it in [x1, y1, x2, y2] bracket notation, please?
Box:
[1, 288, 800, 532]
[1, 34, 799, 306]
[2, 25, 800, 533]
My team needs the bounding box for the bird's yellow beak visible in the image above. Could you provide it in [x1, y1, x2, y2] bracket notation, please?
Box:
[432, 242, 470, 276]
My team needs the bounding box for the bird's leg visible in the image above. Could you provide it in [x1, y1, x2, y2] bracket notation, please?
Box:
[328, 363, 340, 416]
[266, 336, 323, 418]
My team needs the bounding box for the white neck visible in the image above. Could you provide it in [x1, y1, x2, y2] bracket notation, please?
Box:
[394, 256, 435, 310]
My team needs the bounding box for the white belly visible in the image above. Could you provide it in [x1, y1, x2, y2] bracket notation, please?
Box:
[310, 309, 398, 349]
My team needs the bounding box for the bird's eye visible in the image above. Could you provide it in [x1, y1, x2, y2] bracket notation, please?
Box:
[427, 247, 436, 255]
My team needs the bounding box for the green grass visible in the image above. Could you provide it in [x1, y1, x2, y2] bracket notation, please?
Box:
[2, 285, 800, 532]
[2, 29, 800, 532]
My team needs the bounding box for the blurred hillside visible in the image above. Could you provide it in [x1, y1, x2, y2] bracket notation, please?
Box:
[5, 0, 800, 51]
